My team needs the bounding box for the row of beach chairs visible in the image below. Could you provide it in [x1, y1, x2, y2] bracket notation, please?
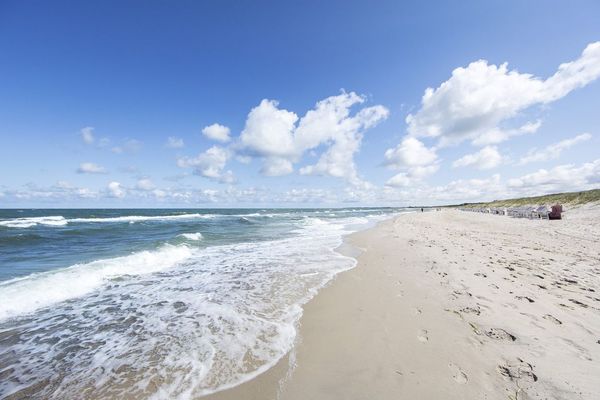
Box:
[459, 204, 563, 220]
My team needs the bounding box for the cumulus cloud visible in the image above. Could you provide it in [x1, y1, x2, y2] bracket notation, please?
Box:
[383, 136, 439, 187]
[107, 181, 126, 198]
[518, 133, 592, 165]
[136, 178, 155, 191]
[239, 99, 298, 158]
[385, 164, 440, 188]
[384, 137, 437, 168]
[238, 92, 389, 185]
[406, 42, 600, 147]
[452, 146, 504, 170]
[202, 123, 231, 143]
[177, 145, 235, 183]
[77, 162, 107, 174]
[472, 120, 542, 146]
[80, 127, 95, 144]
[261, 157, 294, 176]
[166, 136, 184, 148]
[508, 159, 600, 192]
[175, 92, 387, 186]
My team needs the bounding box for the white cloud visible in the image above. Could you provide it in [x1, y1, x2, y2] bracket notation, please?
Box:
[296, 94, 388, 185]
[3, 158, 599, 206]
[384, 137, 437, 168]
[406, 41, 600, 147]
[152, 189, 166, 198]
[239, 99, 298, 158]
[166, 136, 184, 148]
[508, 159, 600, 192]
[453, 146, 503, 170]
[177, 145, 235, 183]
[385, 173, 413, 188]
[385, 164, 439, 187]
[261, 157, 294, 176]
[383, 136, 439, 187]
[202, 123, 232, 143]
[238, 92, 388, 185]
[77, 162, 107, 174]
[0, 183, 100, 202]
[384, 158, 600, 204]
[80, 127, 95, 144]
[519, 133, 592, 165]
[76, 188, 97, 198]
[107, 181, 126, 198]
[428, 174, 504, 202]
[136, 178, 155, 191]
[472, 120, 542, 146]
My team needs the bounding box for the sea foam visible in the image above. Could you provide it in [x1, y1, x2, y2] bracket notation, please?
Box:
[0, 244, 193, 321]
[179, 232, 203, 241]
[0, 216, 68, 228]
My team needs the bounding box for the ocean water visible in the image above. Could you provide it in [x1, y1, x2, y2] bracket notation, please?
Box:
[0, 208, 405, 399]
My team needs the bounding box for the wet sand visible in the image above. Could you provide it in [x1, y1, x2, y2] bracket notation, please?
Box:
[207, 206, 600, 399]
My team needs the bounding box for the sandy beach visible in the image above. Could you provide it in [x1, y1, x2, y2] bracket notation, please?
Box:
[209, 206, 600, 400]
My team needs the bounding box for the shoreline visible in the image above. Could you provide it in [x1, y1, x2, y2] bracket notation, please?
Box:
[205, 207, 600, 399]
[202, 214, 395, 400]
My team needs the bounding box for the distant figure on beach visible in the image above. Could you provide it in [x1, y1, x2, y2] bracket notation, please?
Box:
[549, 204, 563, 220]
[421, 208, 423, 212]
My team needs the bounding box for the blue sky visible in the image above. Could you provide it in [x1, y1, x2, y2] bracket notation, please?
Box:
[1, 0, 599, 207]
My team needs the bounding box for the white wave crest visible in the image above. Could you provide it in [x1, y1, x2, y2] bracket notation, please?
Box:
[0, 214, 219, 228]
[0, 244, 194, 321]
[179, 232, 203, 241]
[70, 214, 216, 224]
[0, 216, 68, 228]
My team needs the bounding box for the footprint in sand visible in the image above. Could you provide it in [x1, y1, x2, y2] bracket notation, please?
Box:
[483, 327, 517, 342]
[542, 314, 562, 325]
[497, 359, 537, 383]
[417, 329, 429, 342]
[448, 363, 468, 384]
[515, 295, 535, 303]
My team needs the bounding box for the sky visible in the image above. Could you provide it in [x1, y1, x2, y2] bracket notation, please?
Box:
[1, 0, 599, 207]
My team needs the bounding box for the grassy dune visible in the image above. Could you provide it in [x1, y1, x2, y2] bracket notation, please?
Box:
[456, 188, 600, 208]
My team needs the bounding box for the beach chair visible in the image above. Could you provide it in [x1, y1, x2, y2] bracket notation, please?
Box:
[536, 206, 549, 219]
[548, 204, 563, 220]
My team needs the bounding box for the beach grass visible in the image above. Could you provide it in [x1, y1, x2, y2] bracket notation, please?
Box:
[454, 188, 600, 208]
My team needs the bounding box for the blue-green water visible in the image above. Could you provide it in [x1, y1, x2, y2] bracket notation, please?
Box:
[0, 208, 406, 399]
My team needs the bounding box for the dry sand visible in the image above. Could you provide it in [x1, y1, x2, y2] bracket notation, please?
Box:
[207, 206, 600, 400]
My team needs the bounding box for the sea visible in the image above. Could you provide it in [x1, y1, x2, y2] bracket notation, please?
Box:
[0, 208, 406, 399]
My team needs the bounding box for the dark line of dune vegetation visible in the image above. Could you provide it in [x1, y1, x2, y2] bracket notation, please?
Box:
[449, 188, 600, 208]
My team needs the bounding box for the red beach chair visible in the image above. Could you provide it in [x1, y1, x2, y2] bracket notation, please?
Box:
[548, 204, 563, 220]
